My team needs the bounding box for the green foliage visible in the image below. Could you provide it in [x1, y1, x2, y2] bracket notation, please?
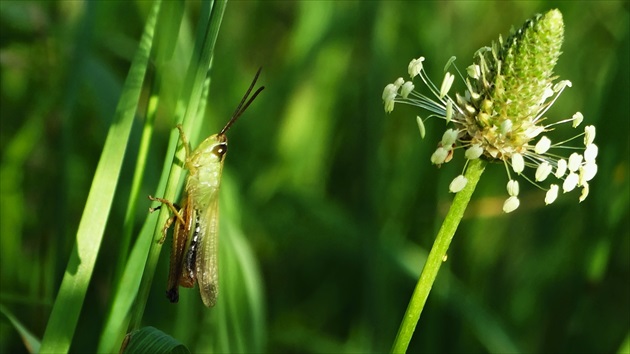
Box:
[0, 304, 40, 353]
[121, 326, 189, 354]
[0, 1, 628, 353]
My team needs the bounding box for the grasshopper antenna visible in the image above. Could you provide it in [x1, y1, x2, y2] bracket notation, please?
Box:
[220, 67, 265, 135]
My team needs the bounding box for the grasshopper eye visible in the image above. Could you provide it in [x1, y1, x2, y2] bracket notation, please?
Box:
[212, 143, 227, 159]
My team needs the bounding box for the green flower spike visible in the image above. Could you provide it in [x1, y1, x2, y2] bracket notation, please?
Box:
[383, 9, 597, 212]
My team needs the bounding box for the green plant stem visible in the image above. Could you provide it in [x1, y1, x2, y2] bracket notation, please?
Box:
[391, 158, 486, 353]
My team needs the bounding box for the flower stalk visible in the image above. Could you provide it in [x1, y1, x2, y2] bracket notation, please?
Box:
[391, 159, 486, 354]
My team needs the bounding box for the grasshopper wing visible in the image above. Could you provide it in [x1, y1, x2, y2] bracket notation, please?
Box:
[196, 193, 220, 307]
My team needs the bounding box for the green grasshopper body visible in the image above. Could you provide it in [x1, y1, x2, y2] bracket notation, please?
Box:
[150, 69, 264, 307]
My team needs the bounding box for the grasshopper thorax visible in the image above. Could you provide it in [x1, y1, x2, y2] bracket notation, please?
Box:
[186, 134, 228, 210]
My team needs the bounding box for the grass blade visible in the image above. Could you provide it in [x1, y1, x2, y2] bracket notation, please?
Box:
[129, 0, 228, 331]
[0, 304, 41, 353]
[39, 2, 162, 352]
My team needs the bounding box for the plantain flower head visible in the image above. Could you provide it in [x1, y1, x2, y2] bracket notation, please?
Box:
[382, 9, 597, 213]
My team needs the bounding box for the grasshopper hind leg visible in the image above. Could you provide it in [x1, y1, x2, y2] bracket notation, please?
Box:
[166, 288, 179, 303]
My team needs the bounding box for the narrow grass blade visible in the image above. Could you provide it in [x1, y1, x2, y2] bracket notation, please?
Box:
[129, 0, 228, 331]
[39, 2, 162, 353]
[0, 304, 41, 353]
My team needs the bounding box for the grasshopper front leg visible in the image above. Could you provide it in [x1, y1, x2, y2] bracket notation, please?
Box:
[148, 195, 185, 243]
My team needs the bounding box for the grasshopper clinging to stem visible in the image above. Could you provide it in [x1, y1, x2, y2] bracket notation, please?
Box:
[149, 68, 264, 307]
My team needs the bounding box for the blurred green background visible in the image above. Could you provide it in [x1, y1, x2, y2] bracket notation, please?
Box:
[1, 1, 628, 353]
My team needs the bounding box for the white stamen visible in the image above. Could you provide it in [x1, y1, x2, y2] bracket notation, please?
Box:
[465, 144, 483, 160]
[580, 162, 598, 182]
[503, 196, 520, 213]
[540, 86, 554, 104]
[500, 119, 513, 135]
[467, 64, 480, 79]
[440, 72, 454, 98]
[431, 147, 449, 165]
[545, 185, 559, 205]
[384, 94, 395, 113]
[469, 89, 481, 101]
[584, 125, 596, 145]
[579, 182, 589, 202]
[563, 172, 579, 192]
[568, 153, 583, 172]
[535, 136, 551, 154]
[584, 144, 598, 163]
[553, 80, 572, 91]
[449, 175, 468, 193]
[535, 161, 553, 182]
[511, 153, 525, 174]
[382, 83, 398, 100]
[507, 180, 519, 197]
[408, 57, 425, 78]
[555, 159, 567, 178]
[572, 112, 583, 128]
[401, 81, 414, 98]
[416, 116, 426, 139]
[441, 129, 458, 146]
